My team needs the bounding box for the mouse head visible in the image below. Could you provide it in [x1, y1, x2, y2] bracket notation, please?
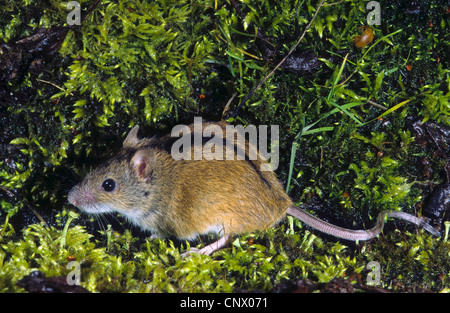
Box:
[68, 126, 156, 220]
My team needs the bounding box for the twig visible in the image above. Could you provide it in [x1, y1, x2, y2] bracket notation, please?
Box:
[232, 0, 326, 118]
[36, 78, 74, 96]
[324, 0, 344, 6]
[221, 93, 237, 119]
[367, 99, 387, 111]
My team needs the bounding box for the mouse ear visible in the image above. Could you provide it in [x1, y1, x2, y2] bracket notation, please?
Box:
[123, 126, 140, 148]
[130, 149, 154, 183]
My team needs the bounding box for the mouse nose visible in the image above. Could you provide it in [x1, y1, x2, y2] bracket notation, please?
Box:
[68, 185, 96, 209]
[69, 197, 79, 207]
[68, 190, 79, 206]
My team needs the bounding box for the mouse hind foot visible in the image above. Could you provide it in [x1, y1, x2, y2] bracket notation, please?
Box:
[182, 235, 231, 257]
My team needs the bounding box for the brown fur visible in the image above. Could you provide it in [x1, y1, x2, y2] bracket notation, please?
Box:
[68, 121, 292, 240]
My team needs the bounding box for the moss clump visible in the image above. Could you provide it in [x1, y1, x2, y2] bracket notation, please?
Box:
[0, 213, 363, 293]
[3, 214, 449, 293]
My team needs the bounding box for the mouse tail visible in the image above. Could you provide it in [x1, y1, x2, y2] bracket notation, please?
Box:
[286, 206, 440, 241]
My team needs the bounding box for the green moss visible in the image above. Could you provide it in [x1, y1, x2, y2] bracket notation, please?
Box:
[4, 214, 448, 292]
[361, 231, 450, 291]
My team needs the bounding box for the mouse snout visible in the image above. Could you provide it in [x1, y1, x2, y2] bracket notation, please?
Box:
[68, 185, 95, 208]
[68, 195, 79, 206]
[68, 188, 81, 207]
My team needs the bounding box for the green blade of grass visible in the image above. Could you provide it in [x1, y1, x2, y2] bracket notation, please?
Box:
[330, 100, 363, 125]
[364, 99, 411, 125]
[286, 142, 299, 193]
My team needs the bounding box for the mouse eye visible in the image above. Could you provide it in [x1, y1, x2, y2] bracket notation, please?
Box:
[101, 178, 116, 192]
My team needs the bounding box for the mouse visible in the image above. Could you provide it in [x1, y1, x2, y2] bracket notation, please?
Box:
[68, 120, 440, 255]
